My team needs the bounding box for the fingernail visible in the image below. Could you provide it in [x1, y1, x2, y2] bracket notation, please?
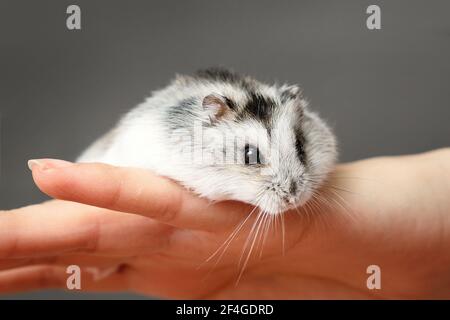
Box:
[27, 159, 42, 171]
[27, 158, 74, 171]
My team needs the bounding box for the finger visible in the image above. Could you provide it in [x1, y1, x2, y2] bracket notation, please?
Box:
[0, 200, 171, 259]
[30, 159, 250, 231]
[0, 264, 128, 294]
[0, 254, 131, 272]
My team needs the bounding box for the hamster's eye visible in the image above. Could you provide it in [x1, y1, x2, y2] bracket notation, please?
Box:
[244, 144, 262, 165]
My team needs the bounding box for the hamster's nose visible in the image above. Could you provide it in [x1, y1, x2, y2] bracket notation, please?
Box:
[282, 196, 296, 206]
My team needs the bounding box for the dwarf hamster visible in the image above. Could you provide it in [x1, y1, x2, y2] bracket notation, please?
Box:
[78, 68, 337, 215]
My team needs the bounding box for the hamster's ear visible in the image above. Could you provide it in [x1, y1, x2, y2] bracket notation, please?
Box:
[202, 93, 232, 124]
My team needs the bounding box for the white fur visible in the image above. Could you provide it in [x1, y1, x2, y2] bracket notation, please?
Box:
[78, 72, 337, 214]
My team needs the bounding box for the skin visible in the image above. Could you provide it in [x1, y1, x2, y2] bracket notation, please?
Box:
[0, 148, 449, 299]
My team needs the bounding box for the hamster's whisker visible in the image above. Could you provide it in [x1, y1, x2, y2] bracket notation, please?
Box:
[306, 193, 333, 231]
[236, 189, 267, 269]
[280, 211, 286, 256]
[273, 206, 280, 235]
[323, 184, 361, 196]
[306, 196, 321, 216]
[200, 190, 266, 281]
[238, 208, 264, 269]
[254, 211, 268, 259]
[309, 173, 380, 183]
[294, 205, 310, 224]
[323, 188, 358, 224]
[304, 201, 316, 225]
[295, 203, 305, 217]
[236, 209, 266, 285]
[310, 188, 355, 229]
[258, 211, 273, 258]
[255, 210, 268, 258]
[201, 201, 260, 269]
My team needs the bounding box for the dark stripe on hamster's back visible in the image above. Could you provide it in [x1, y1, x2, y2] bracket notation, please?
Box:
[239, 91, 276, 128]
[196, 67, 276, 128]
[223, 96, 237, 111]
[195, 67, 242, 83]
[165, 97, 198, 130]
[195, 67, 254, 91]
[294, 129, 307, 165]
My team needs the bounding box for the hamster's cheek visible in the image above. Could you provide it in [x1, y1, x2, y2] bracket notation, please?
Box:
[253, 193, 287, 215]
[294, 182, 315, 207]
[222, 177, 264, 205]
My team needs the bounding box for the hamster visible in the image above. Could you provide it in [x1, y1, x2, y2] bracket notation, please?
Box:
[78, 68, 337, 215]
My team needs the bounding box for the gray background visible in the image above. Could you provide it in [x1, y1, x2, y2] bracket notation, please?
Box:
[0, 0, 449, 299]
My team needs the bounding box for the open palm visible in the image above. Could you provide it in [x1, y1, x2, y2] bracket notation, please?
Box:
[1, 148, 449, 299]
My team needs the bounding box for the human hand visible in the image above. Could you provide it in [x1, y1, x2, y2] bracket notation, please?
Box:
[0, 148, 449, 299]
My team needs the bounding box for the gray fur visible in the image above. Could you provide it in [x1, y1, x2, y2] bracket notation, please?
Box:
[78, 67, 337, 214]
